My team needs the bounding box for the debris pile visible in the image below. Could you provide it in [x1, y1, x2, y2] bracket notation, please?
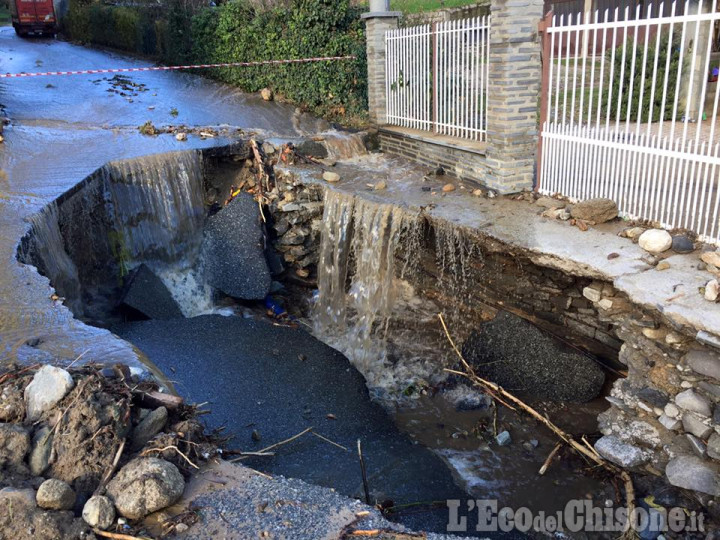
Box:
[0, 362, 215, 539]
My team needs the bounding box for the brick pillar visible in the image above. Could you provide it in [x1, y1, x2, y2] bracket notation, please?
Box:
[485, 0, 544, 193]
[362, 10, 401, 126]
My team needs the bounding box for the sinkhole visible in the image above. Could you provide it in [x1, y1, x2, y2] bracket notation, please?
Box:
[16, 139, 620, 536]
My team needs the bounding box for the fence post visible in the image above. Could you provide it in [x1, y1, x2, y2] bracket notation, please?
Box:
[536, 11, 553, 193]
[485, 0, 545, 194]
[362, 6, 402, 126]
[432, 22, 439, 134]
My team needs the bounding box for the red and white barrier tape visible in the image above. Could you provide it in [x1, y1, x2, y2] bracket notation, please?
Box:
[0, 55, 356, 79]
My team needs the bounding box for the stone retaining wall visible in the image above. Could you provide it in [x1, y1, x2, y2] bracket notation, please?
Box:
[378, 129, 490, 187]
[262, 169, 720, 500]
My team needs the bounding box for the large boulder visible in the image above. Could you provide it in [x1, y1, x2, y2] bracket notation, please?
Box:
[460, 312, 605, 402]
[201, 193, 271, 300]
[570, 198, 618, 223]
[121, 264, 183, 320]
[0, 423, 30, 470]
[24, 365, 74, 421]
[106, 457, 184, 519]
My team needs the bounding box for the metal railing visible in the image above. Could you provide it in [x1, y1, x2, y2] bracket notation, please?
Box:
[385, 16, 490, 142]
[539, 1, 720, 244]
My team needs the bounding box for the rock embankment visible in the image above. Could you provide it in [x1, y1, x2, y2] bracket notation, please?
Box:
[0, 362, 213, 538]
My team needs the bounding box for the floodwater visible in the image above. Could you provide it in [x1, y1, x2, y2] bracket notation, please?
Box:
[0, 30, 614, 538]
[0, 28, 326, 366]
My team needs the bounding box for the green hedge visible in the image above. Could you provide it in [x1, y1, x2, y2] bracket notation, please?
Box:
[63, 0, 368, 122]
[603, 37, 681, 123]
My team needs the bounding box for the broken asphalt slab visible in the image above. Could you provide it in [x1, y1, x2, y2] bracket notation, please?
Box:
[201, 193, 272, 301]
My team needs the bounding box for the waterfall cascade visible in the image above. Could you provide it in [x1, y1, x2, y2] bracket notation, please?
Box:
[322, 132, 369, 161]
[19, 151, 211, 319]
[313, 189, 455, 397]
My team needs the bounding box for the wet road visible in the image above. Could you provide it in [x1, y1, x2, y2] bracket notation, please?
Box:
[0, 28, 327, 366]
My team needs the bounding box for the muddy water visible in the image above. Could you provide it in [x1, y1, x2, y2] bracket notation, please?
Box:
[0, 27, 330, 367]
[0, 29, 617, 538]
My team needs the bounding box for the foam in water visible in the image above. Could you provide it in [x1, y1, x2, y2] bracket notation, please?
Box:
[322, 131, 368, 161]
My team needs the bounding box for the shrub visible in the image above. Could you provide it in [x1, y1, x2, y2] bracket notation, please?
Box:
[604, 35, 681, 123]
[64, 0, 368, 122]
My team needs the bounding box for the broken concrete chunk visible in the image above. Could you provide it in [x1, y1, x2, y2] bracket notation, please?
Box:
[36, 479, 75, 511]
[570, 198, 618, 223]
[666, 455, 720, 496]
[638, 229, 672, 254]
[121, 264, 183, 320]
[131, 406, 168, 450]
[594, 435, 649, 468]
[82, 495, 116, 530]
[201, 193, 271, 301]
[24, 365, 74, 421]
[107, 457, 184, 519]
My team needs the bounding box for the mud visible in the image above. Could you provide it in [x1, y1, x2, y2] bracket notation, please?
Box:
[0, 362, 217, 539]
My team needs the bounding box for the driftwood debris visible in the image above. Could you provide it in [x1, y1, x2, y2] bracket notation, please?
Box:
[357, 439, 371, 506]
[438, 313, 638, 537]
[134, 390, 183, 410]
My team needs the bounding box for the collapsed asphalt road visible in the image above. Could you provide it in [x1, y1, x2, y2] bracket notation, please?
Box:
[0, 27, 328, 366]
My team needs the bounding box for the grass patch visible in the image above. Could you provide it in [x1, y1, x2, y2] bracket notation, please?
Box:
[389, 0, 481, 14]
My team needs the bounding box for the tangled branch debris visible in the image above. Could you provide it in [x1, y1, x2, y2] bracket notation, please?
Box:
[437, 313, 638, 539]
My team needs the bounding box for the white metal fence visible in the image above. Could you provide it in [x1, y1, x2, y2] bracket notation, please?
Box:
[386, 16, 490, 142]
[539, 1, 720, 244]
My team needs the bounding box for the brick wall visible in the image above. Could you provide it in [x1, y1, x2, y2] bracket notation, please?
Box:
[363, 0, 543, 194]
[378, 129, 490, 186]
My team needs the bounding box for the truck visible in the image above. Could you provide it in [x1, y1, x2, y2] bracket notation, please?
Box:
[10, 0, 57, 37]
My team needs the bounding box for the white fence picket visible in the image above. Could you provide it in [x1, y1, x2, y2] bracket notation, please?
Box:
[540, 1, 720, 245]
[385, 16, 490, 141]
